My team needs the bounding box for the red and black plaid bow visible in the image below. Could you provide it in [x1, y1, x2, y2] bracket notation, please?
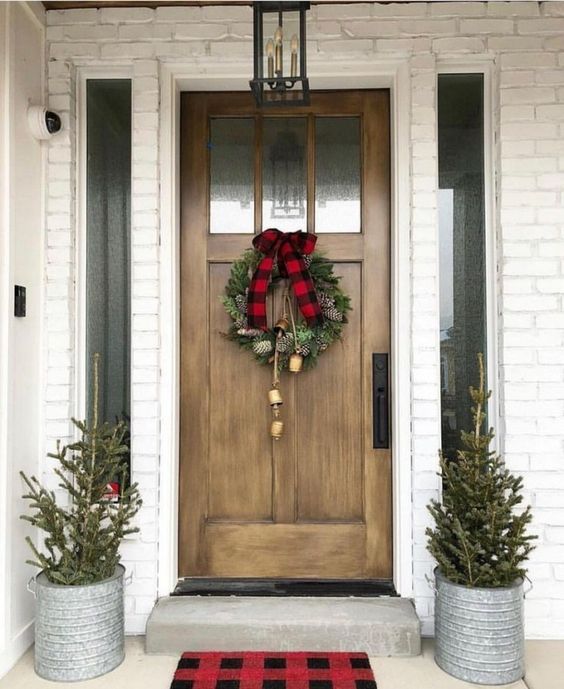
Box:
[247, 229, 324, 331]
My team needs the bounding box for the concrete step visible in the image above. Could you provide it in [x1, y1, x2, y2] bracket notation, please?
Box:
[145, 596, 421, 657]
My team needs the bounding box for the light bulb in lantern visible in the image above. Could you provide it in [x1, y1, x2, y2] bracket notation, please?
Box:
[274, 26, 283, 74]
[290, 34, 298, 78]
[266, 38, 274, 79]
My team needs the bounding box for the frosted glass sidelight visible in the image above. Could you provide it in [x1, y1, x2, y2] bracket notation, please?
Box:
[262, 117, 307, 232]
[210, 118, 254, 234]
[315, 117, 361, 233]
[86, 79, 131, 425]
[438, 73, 486, 457]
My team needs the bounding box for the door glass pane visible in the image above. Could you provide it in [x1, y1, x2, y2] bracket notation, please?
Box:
[315, 117, 361, 233]
[210, 118, 254, 234]
[86, 79, 131, 425]
[438, 73, 486, 457]
[262, 117, 307, 231]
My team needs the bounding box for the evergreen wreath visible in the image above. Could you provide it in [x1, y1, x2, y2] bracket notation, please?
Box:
[222, 249, 351, 371]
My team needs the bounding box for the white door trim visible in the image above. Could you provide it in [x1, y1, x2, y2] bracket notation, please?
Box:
[158, 59, 413, 597]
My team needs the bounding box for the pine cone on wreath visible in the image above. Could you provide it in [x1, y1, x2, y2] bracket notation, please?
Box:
[275, 333, 294, 353]
[238, 327, 263, 337]
[303, 254, 313, 269]
[318, 292, 334, 309]
[298, 343, 311, 357]
[253, 339, 273, 356]
[323, 305, 343, 322]
[235, 294, 247, 313]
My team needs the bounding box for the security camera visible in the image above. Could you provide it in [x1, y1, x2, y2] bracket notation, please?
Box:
[27, 105, 63, 140]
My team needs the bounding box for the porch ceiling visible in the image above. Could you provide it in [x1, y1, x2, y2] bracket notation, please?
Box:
[43, 1, 248, 7]
[42, 0, 370, 8]
[43, 0, 438, 10]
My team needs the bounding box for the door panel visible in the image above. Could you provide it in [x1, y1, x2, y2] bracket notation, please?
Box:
[208, 263, 273, 521]
[179, 90, 391, 579]
[206, 524, 367, 579]
[297, 263, 363, 522]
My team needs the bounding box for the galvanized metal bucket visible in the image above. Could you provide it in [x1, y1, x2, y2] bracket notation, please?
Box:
[28, 564, 126, 682]
[434, 568, 525, 685]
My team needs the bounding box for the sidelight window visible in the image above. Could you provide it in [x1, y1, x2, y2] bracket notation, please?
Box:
[85, 79, 131, 425]
[438, 73, 487, 456]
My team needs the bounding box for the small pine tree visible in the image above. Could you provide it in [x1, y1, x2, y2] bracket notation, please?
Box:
[20, 353, 142, 585]
[426, 353, 536, 588]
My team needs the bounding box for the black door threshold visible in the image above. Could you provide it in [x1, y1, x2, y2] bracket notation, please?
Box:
[172, 578, 397, 597]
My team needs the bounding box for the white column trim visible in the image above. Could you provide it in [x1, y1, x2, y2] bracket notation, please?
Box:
[158, 62, 181, 597]
[0, 0, 13, 657]
[391, 60, 413, 597]
[0, 3, 44, 675]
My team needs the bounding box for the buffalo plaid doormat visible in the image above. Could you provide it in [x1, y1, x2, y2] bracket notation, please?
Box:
[170, 652, 377, 689]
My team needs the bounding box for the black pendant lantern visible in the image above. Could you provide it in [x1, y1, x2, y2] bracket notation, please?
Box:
[250, 1, 310, 107]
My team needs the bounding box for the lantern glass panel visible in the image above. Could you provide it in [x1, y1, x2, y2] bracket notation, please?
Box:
[262, 10, 301, 79]
[262, 117, 307, 230]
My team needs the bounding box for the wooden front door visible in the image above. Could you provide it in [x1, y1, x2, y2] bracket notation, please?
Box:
[179, 90, 391, 579]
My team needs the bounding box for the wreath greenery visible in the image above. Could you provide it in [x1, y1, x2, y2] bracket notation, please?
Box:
[222, 249, 352, 371]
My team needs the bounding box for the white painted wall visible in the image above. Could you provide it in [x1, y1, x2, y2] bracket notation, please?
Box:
[0, 0, 45, 678]
[41, 0, 564, 641]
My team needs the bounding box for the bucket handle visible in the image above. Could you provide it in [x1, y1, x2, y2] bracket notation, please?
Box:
[27, 575, 37, 598]
[523, 575, 533, 597]
[124, 571, 133, 587]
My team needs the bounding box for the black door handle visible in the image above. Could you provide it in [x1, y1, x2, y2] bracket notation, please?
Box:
[372, 353, 389, 449]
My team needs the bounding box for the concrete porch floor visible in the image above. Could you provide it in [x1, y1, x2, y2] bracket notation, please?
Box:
[0, 637, 561, 689]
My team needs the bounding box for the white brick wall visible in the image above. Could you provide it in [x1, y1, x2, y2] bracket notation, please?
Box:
[44, 2, 564, 638]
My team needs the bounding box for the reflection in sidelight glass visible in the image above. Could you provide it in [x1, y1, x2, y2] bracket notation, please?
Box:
[438, 73, 487, 457]
[210, 118, 254, 234]
[315, 117, 361, 233]
[262, 117, 307, 231]
[86, 79, 131, 425]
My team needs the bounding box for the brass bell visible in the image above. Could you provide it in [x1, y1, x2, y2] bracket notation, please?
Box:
[268, 387, 283, 406]
[271, 419, 284, 440]
[273, 317, 290, 335]
[289, 353, 304, 373]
